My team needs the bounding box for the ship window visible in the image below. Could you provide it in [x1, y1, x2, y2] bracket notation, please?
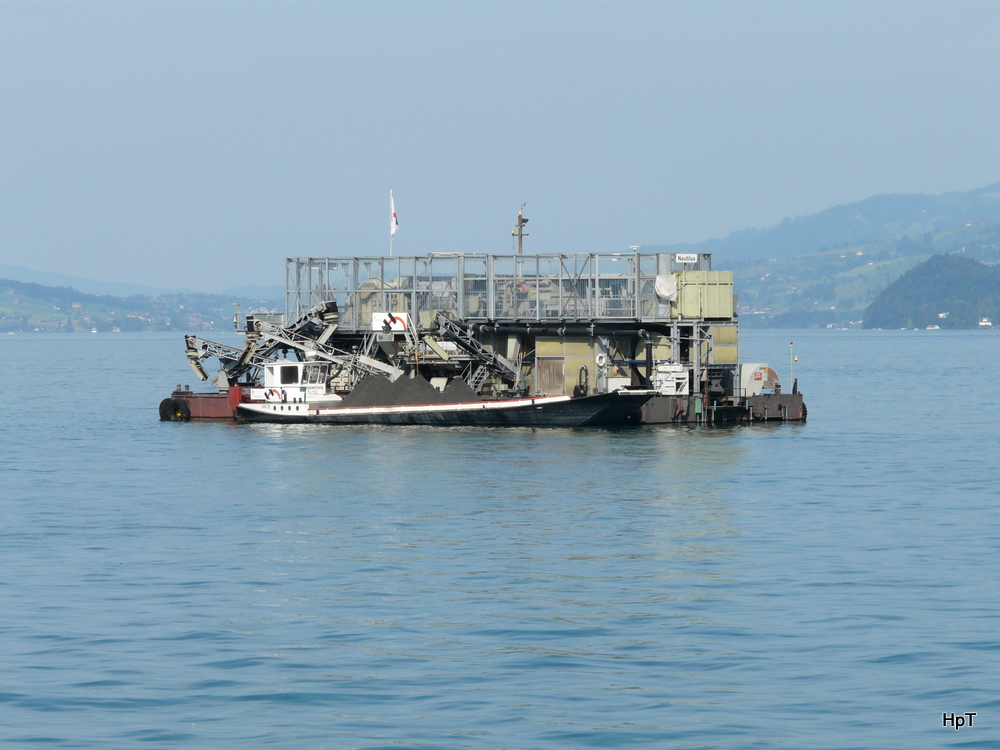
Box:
[303, 364, 328, 385]
[280, 365, 300, 385]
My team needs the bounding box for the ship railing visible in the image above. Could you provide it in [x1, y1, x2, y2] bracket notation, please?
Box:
[284, 252, 710, 328]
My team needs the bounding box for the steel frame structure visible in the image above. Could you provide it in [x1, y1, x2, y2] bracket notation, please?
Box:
[284, 252, 714, 330]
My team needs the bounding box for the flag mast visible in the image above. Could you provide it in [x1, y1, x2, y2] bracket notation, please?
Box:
[511, 203, 529, 255]
[389, 187, 398, 256]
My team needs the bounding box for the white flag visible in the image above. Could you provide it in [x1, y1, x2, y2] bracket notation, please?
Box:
[390, 187, 398, 237]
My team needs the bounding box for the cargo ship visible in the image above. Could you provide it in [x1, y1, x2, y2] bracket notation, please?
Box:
[160, 249, 805, 426]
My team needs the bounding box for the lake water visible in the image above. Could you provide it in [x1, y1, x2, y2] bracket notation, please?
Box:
[2, 329, 998, 748]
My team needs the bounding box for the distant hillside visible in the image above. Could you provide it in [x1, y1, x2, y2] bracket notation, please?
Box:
[0, 264, 186, 297]
[735, 221, 1000, 328]
[863, 255, 1000, 329]
[0, 264, 287, 301]
[645, 181, 1000, 265]
[0, 279, 282, 333]
[7, 180, 1000, 330]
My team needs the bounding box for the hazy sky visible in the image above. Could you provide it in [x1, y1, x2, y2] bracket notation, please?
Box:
[3, 1, 1000, 291]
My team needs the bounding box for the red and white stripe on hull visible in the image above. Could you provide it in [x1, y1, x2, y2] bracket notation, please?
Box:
[238, 394, 572, 419]
[235, 390, 654, 427]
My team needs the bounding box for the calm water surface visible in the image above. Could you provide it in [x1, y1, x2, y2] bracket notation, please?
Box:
[2, 330, 998, 748]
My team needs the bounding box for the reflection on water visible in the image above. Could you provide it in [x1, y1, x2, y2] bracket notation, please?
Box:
[2, 332, 999, 748]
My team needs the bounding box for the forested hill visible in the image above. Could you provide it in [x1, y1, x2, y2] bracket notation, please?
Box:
[0, 278, 280, 332]
[645, 182, 1000, 265]
[863, 255, 1000, 329]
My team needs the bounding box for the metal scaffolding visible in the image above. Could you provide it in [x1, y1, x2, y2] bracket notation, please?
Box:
[285, 252, 714, 330]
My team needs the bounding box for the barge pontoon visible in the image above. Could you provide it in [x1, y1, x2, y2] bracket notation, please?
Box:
[160, 251, 805, 426]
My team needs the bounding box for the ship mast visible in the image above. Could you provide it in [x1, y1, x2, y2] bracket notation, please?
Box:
[511, 204, 529, 254]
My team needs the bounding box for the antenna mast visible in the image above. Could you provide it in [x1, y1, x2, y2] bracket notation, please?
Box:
[511, 204, 529, 254]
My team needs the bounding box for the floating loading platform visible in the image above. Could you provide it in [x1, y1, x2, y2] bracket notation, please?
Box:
[161, 251, 805, 426]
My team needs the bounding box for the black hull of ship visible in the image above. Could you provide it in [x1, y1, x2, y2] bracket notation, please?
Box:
[638, 392, 807, 424]
[236, 392, 652, 428]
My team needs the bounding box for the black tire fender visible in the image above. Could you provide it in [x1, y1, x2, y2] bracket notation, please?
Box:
[158, 398, 173, 421]
[170, 398, 191, 422]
